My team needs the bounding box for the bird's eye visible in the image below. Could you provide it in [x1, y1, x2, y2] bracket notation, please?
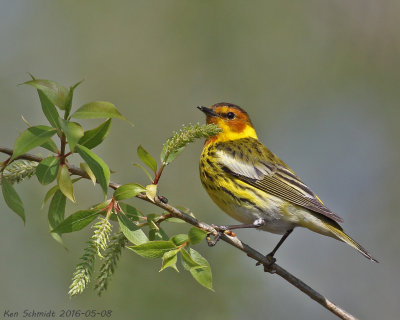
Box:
[226, 112, 236, 120]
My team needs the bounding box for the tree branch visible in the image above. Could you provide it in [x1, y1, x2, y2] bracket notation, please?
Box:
[0, 147, 357, 320]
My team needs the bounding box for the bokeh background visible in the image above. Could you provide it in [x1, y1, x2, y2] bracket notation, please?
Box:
[1, 1, 399, 319]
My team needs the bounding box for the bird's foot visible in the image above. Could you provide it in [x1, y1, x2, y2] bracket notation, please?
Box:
[206, 225, 236, 247]
[256, 252, 277, 273]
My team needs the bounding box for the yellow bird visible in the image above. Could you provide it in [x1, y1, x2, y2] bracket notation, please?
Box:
[198, 103, 378, 263]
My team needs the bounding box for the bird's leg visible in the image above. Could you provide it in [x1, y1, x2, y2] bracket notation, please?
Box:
[207, 218, 266, 246]
[257, 229, 294, 272]
[267, 228, 293, 258]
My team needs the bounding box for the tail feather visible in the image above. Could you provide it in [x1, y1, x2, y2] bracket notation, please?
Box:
[327, 225, 379, 263]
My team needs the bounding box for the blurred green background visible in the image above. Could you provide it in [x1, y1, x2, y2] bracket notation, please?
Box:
[1, 1, 399, 319]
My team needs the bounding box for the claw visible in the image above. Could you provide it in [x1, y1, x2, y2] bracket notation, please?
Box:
[206, 233, 221, 246]
[206, 224, 236, 246]
[256, 253, 277, 273]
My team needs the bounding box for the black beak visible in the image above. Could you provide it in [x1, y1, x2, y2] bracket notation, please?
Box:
[197, 106, 218, 117]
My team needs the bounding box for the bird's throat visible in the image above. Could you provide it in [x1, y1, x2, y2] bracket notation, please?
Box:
[206, 123, 258, 145]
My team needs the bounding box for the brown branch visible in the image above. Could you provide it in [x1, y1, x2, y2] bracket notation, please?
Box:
[0, 147, 43, 163]
[0, 147, 357, 320]
[152, 163, 166, 185]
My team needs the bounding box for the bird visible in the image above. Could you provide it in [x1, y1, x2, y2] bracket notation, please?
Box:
[198, 102, 378, 264]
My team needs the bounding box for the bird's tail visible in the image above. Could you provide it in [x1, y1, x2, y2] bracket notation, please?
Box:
[326, 224, 379, 263]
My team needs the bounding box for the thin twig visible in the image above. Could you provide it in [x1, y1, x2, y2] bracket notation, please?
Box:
[0, 147, 43, 163]
[0, 147, 357, 320]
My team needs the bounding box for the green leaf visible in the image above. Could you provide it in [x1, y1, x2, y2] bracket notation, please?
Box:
[57, 164, 75, 202]
[146, 213, 160, 222]
[118, 213, 148, 245]
[21, 115, 31, 127]
[19, 117, 58, 152]
[49, 231, 68, 250]
[160, 249, 179, 272]
[149, 227, 169, 241]
[146, 214, 168, 241]
[113, 183, 145, 201]
[186, 248, 213, 290]
[58, 119, 84, 152]
[188, 227, 208, 245]
[1, 178, 25, 223]
[148, 220, 158, 230]
[78, 118, 112, 149]
[20, 112, 59, 149]
[91, 199, 111, 211]
[51, 209, 100, 234]
[48, 190, 66, 229]
[137, 145, 157, 173]
[148, 230, 156, 241]
[42, 184, 60, 208]
[118, 202, 142, 221]
[132, 163, 154, 182]
[64, 79, 84, 118]
[71, 101, 129, 122]
[171, 234, 189, 246]
[41, 177, 80, 208]
[24, 79, 69, 109]
[36, 156, 60, 185]
[145, 184, 157, 202]
[40, 139, 59, 153]
[11, 125, 57, 161]
[75, 144, 110, 194]
[80, 162, 96, 185]
[128, 240, 176, 259]
[37, 90, 60, 128]
[181, 248, 201, 269]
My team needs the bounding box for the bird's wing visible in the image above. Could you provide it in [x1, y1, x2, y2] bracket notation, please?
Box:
[215, 140, 344, 223]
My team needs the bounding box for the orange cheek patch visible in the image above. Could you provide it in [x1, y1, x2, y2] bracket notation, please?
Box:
[206, 116, 219, 125]
[206, 116, 248, 133]
[229, 119, 247, 133]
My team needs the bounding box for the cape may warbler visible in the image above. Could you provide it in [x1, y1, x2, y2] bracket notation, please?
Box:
[198, 103, 377, 263]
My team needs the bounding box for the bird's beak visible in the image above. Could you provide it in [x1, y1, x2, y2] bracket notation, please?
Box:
[197, 106, 218, 117]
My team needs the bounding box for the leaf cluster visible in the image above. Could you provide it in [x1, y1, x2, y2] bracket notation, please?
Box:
[0, 76, 222, 296]
[1, 76, 127, 224]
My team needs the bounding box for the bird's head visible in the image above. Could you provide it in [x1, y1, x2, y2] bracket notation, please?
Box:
[198, 102, 258, 143]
